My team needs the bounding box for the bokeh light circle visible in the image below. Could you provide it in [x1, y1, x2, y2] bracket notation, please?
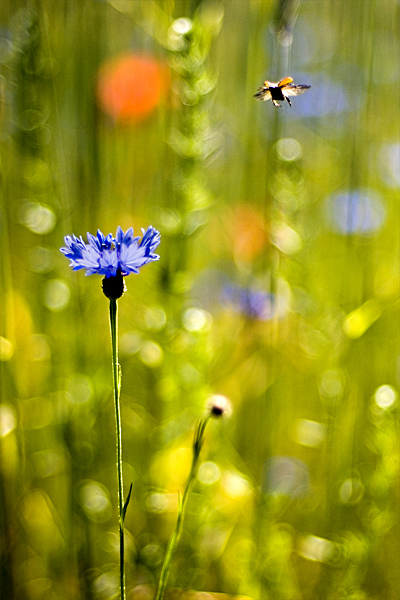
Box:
[276, 138, 302, 161]
[374, 384, 397, 409]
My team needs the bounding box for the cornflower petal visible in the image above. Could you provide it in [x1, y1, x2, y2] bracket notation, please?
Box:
[98, 248, 119, 277]
[139, 226, 161, 258]
[115, 226, 140, 250]
[115, 226, 124, 248]
[123, 227, 135, 245]
[119, 241, 146, 274]
[87, 232, 102, 251]
[71, 245, 101, 273]
[96, 230, 113, 250]
[61, 235, 87, 260]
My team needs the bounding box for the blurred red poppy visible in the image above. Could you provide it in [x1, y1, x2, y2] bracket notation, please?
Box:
[97, 53, 169, 123]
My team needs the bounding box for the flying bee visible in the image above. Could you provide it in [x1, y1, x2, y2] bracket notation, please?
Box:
[254, 76, 311, 107]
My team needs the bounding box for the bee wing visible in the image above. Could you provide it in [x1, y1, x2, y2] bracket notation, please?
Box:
[254, 88, 272, 101]
[282, 84, 311, 97]
[278, 76, 293, 87]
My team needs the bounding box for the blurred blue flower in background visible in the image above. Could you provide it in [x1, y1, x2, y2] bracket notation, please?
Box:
[222, 284, 282, 320]
[289, 74, 349, 117]
[61, 226, 160, 277]
[325, 190, 386, 235]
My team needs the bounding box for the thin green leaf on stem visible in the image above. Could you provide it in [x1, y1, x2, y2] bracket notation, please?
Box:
[122, 483, 133, 523]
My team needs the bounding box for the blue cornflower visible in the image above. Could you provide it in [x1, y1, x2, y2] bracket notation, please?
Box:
[61, 226, 161, 277]
[61, 226, 160, 298]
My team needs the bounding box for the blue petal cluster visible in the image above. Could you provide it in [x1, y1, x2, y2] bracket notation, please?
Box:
[61, 226, 161, 278]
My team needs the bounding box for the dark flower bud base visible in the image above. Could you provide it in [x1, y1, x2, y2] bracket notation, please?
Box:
[102, 271, 126, 299]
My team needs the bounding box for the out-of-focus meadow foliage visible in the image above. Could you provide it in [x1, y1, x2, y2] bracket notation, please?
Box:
[0, 0, 399, 599]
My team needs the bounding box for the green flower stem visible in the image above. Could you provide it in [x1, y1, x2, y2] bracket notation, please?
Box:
[109, 298, 126, 600]
[155, 415, 211, 600]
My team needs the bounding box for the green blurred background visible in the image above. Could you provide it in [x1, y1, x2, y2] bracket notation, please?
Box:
[0, 1, 399, 599]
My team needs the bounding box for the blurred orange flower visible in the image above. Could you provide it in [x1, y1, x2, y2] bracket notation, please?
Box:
[97, 53, 169, 123]
[231, 204, 268, 262]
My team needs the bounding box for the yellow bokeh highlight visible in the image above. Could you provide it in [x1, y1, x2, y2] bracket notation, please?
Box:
[343, 299, 382, 339]
[150, 444, 192, 489]
[0, 336, 14, 361]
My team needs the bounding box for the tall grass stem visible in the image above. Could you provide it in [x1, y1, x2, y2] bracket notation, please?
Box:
[155, 416, 211, 600]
